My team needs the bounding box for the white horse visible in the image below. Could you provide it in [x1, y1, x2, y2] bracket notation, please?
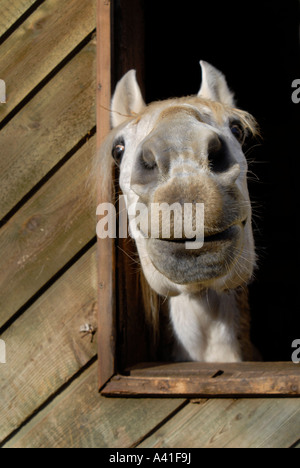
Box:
[99, 61, 260, 362]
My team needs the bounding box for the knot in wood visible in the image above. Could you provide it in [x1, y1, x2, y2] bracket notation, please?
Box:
[23, 215, 41, 232]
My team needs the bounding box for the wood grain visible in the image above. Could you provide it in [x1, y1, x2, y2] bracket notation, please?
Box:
[0, 40, 96, 220]
[3, 362, 186, 448]
[0, 0, 96, 123]
[0, 0, 38, 38]
[0, 135, 97, 328]
[102, 362, 300, 397]
[0, 247, 98, 443]
[139, 398, 300, 448]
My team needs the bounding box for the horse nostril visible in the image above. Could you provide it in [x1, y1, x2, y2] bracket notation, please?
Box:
[208, 136, 231, 173]
[140, 148, 158, 171]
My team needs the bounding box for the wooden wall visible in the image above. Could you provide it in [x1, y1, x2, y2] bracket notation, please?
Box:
[0, 0, 98, 445]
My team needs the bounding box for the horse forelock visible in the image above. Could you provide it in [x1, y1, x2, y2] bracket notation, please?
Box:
[131, 95, 257, 133]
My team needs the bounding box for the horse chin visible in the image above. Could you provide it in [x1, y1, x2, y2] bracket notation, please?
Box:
[146, 225, 243, 285]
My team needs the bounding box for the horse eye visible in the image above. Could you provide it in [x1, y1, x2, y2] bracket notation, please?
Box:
[112, 142, 125, 162]
[230, 123, 245, 144]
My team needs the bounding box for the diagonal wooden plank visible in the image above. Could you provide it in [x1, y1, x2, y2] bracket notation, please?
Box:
[0, 0, 96, 123]
[0, 134, 96, 328]
[3, 362, 186, 448]
[138, 398, 300, 448]
[0, 0, 39, 38]
[0, 247, 98, 443]
[0, 39, 96, 220]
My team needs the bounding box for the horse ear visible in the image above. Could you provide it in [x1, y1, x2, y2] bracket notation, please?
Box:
[111, 70, 146, 128]
[198, 61, 236, 107]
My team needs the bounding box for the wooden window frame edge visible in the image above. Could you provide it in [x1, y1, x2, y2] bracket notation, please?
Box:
[100, 362, 300, 398]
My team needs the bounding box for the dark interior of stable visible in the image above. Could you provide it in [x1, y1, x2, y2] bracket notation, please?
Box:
[113, 0, 300, 363]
